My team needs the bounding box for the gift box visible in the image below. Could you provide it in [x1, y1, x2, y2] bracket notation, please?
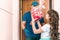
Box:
[31, 7, 43, 21]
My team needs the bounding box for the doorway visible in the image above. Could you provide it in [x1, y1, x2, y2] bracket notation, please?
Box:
[20, 0, 52, 40]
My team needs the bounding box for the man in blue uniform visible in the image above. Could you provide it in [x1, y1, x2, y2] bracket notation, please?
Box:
[22, 1, 44, 40]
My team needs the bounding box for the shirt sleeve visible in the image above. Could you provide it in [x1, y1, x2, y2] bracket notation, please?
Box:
[22, 13, 27, 21]
[39, 17, 44, 23]
[41, 24, 50, 32]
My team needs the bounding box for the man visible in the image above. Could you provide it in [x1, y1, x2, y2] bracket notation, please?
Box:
[22, 1, 44, 40]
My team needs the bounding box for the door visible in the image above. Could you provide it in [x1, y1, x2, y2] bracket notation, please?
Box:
[22, 0, 39, 40]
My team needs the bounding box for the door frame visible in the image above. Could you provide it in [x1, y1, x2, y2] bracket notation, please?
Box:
[19, 0, 52, 40]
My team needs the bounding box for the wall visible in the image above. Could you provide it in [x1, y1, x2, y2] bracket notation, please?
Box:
[0, 0, 19, 40]
[52, 0, 60, 33]
[0, 0, 12, 40]
[12, 0, 19, 40]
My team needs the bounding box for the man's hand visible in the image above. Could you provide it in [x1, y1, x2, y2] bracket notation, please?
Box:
[21, 21, 26, 30]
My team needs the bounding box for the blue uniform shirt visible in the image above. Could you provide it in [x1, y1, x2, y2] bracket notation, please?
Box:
[22, 11, 44, 37]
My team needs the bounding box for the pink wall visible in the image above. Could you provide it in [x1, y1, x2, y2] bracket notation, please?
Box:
[0, 0, 19, 40]
[12, 0, 19, 40]
[52, 0, 60, 33]
[0, 0, 12, 40]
